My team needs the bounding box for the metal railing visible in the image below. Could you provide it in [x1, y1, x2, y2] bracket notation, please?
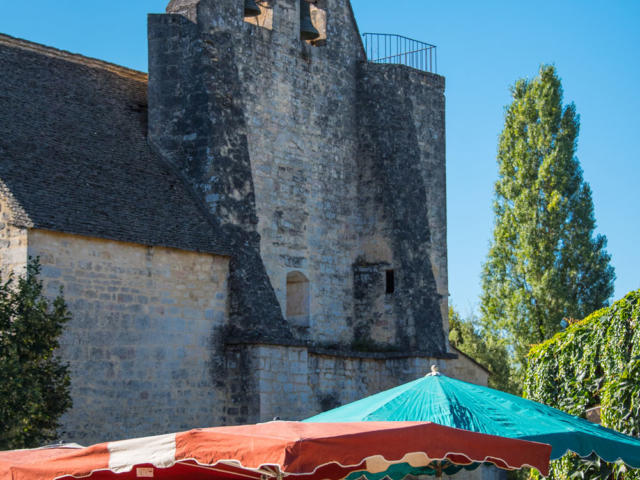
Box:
[362, 33, 437, 74]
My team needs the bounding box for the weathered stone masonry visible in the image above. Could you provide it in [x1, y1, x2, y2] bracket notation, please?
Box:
[148, 12, 291, 344]
[148, 0, 474, 426]
[0, 193, 28, 278]
[357, 63, 449, 351]
[0, 31, 233, 443]
[0, 0, 487, 443]
[29, 231, 229, 441]
[149, 0, 450, 350]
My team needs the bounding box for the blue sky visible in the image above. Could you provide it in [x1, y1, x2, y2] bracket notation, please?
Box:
[1, 1, 638, 318]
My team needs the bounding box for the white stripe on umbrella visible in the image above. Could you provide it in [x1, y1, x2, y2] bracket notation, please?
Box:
[108, 433, 177, 473]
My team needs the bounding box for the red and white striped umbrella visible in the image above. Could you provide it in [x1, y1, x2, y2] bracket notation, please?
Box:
[0, 421, 551, 480]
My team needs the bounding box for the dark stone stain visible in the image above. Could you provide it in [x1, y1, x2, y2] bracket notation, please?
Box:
[148, 15, 291, 345]
[356, 62, 447, 355]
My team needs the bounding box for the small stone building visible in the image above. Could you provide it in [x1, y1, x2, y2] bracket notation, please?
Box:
[0, 0, 487, 445]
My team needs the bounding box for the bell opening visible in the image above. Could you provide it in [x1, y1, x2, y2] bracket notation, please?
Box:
[244, 0, 262, 18]
[244, 0, 273, 30]
[300, 0, 321, 41]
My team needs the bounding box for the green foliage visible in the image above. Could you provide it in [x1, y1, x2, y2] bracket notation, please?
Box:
[524, 290, 640, 480]
[0, 258, 72, 450]
[543, 454, 632, 480]
[481, 65, 615, 378]
[448, 306, 517, 393]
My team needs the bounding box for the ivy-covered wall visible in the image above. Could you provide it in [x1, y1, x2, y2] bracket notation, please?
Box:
[524, 290, 640, 479]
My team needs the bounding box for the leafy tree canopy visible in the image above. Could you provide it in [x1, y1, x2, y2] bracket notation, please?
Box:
[480, 65, 615, 377]
[0, 258, 72, 450]
[525, 290, 640, 480]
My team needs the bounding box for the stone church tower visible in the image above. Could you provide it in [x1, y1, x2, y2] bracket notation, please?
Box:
[0, 0, 486, 445]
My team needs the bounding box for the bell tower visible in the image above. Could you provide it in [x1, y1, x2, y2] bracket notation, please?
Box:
[148, 0, 368, 347]
[147, 0, 457, 423]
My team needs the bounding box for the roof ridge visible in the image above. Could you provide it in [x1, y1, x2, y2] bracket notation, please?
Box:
[0, 32, 148, 82]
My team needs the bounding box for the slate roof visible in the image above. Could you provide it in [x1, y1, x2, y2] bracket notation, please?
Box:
[0, 34, 229, 255]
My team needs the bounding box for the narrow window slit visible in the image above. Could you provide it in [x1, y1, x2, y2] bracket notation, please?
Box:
[385, 269, 395, 294]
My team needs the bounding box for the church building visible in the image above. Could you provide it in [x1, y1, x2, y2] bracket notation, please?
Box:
[0, 0, 486, 445]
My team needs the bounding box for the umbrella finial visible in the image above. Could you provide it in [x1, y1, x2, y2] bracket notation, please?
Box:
[426, 365, 441, 376]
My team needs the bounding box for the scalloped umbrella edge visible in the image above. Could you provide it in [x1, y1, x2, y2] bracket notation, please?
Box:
[0, 421, 551, 480]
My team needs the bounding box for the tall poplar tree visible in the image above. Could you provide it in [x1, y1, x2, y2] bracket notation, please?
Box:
[481, 65, 615, 376]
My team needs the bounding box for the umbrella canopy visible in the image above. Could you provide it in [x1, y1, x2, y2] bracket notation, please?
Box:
[304, 370, 640, 467]
[0, 421, 551, 480]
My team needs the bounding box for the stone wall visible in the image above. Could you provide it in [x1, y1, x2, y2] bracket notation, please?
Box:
[148, 8, 292, 344]
[356, 63, 449, 352]
[2, 0, 487, 446]
[228, 0, 365, 345]
[27, 230, 230, 444]
[447, 347, 490, 386]
[0, 193, 28, 278]
[148, 0, 365, 346]
[148, 0, 451, 355]
[222, 343, 488, 423]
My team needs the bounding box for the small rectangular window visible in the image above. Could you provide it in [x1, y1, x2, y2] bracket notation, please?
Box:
[385, 270, 395, 294]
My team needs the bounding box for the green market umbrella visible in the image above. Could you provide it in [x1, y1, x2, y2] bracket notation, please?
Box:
[304, 368, 640, 468]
